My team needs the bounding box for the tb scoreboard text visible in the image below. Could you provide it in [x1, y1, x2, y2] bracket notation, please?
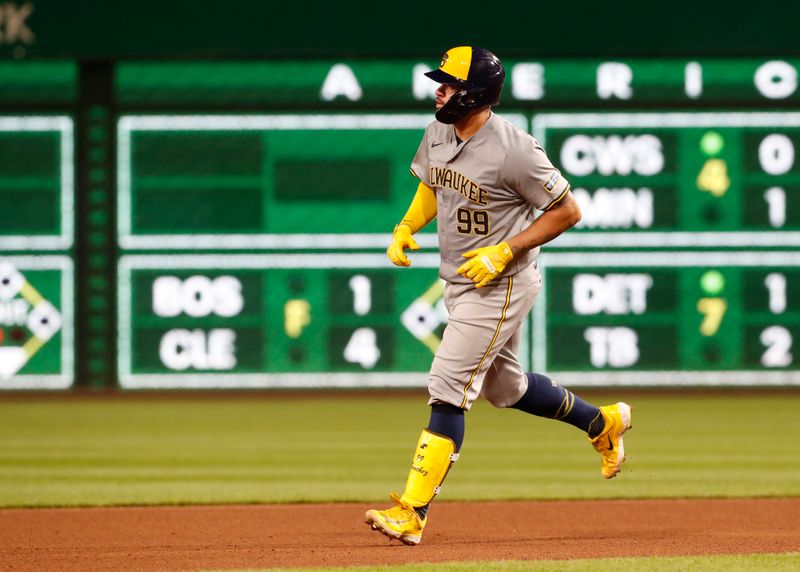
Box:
[2, 58, 800, 389]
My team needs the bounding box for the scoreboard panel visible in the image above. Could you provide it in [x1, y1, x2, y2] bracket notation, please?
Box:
[0, 115, 75, 389]
[533, 251, 800, 386]
[534, 113, 800, 249]
[117, 253, 452, 389]
[117, 250, 800, 389]
[113, 110, 800, 389]
[117, 114, 526, 250]
[4, 56, 800, 389]
[0, 116, 74, 251]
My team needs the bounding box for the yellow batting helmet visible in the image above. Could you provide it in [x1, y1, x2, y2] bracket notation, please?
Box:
[425, 46, 505, 124]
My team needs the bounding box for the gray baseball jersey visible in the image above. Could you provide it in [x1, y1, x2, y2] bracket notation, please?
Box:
[410, 112, 570, 285]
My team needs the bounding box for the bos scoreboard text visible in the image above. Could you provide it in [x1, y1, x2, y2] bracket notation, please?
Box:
[2, 57, 800, 388]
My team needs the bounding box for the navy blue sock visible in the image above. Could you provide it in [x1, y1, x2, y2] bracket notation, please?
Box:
[415, 403, 464, 520]
[511, 373, 605, 437]
[426, 403, 465, 452]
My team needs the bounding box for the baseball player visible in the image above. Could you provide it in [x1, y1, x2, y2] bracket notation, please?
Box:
[364, 46, 632, 546]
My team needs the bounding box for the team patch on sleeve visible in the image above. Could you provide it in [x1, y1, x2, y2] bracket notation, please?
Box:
[543, 172, 560, 192]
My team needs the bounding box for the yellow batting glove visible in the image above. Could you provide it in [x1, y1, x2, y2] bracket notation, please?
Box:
[457, 242, 514, 288]
[387, 224, 420, 267]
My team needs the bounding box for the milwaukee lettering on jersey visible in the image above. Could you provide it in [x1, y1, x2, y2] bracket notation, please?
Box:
[429, 166, 488, 205]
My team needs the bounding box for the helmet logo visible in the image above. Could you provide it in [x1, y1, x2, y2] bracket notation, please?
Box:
[439, 53, 448, 69]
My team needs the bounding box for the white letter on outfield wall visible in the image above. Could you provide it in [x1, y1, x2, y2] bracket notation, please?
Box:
[321, 64, 363, 101]
[755, 61, 798, 99]
[685, 62, 702, 99]
[597, 62, 633, 99]
[512, 63, 544, 100]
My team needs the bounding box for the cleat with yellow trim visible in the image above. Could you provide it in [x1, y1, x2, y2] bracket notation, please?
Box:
[364, 492, 426, 545]
[365, 429, 456, 545]
[590, 402, 632, 479]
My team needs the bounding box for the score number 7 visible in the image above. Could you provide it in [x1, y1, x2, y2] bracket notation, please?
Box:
[696, 297, 727, 336]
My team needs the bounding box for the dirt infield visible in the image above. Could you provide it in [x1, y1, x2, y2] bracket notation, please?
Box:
[1, 498, 798, 571]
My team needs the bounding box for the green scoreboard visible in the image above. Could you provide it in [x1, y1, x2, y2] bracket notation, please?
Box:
[528, 113, 800, 386]
[535, 251, 800, 386]
[4, 57, 800, 389]
[118, 253, 447, 388]
[115, 110, 800, 389]
[0, 115, 74, 389]
[532, 113, 800, 243]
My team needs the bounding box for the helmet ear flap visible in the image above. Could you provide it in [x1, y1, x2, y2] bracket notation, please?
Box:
[434, 86, 493, 124]
[434, 95, 468, 124]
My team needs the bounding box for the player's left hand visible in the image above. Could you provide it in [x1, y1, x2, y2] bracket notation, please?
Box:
[457, 242, 514, 288]
[387, 224, 420, 267]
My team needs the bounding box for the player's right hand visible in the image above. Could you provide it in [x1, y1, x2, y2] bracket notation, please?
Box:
[387, 224, 419, 267]
[457, 242, 514, 288]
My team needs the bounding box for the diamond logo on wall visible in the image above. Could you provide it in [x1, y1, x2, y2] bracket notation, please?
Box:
[0, 262, 62, 380]
[401, 279, 448, 354]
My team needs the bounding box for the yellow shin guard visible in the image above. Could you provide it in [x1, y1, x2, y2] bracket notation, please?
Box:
[399, 429, 459, 507]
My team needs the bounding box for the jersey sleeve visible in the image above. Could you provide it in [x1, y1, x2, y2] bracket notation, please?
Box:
[410, 127, 432, 187]
[503, 135, 570, 212]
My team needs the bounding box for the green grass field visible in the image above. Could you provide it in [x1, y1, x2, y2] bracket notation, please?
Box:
[254, 553, 800, 572]
[1, 389, 799, 507]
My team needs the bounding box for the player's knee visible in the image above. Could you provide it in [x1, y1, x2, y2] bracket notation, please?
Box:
[481, 388, 524, 409]
[483, 394, 506, 408]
